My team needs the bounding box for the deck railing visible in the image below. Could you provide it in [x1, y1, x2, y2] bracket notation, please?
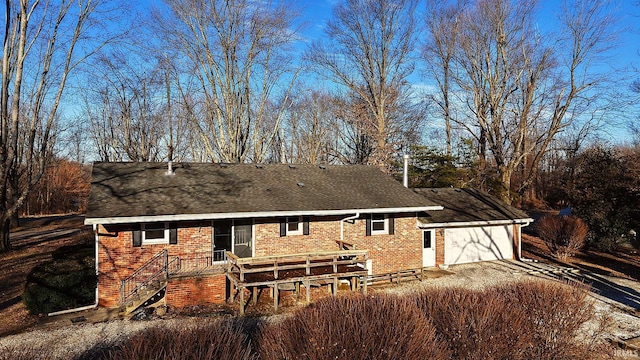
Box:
[167, 250, 228, 275]
[226, 249, 368, 284]
[120, 249, 168, 306]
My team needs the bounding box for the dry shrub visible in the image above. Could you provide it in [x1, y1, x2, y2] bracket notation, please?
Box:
[259, 293, 450, 360]
[537, 215, 588, 260]
[0, 344, 53, 360]
[411, 286, 529, 359]
[412, 280, 599, 360]
[83, 318, 257, 360]
[496, 280, 597, 360]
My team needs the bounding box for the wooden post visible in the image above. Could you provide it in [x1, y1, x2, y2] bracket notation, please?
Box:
[333, 255, 337, 273]
[305, 280, 310, 303]
[363, 276, 368, 295]
[274, 260, 279, 279]
[351, 276, 356, 291]
[239, 287, 245, 316]
[273, 285, 279, 311]
[332, 277, 338, 296]
[306, 256, 310, 275]
[252, 286, 258, 305]
[295, 282, 300, 297]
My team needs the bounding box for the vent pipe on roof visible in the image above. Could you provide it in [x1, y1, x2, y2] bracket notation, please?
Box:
[166, 161, 174, 176]
[403, 154, 409, 188]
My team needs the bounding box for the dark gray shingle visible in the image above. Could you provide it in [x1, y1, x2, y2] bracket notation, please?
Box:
[86, 162, 440, 220]
[413, 188, 531, 224]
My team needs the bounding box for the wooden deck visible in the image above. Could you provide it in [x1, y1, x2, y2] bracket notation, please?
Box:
[226, 250, 369, 315]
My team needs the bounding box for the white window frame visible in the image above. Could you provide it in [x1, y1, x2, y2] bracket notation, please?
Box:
[286, 216, 303, 236]
[423, 230, 434, 249]
[371, 214, 388, 235]
[142, 222, 170, 245]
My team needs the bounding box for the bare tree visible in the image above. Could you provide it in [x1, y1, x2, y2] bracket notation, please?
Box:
[306, 0, 419, 173]
[84, 51, 168, 162]
[154, 0, 300, 163]
[281, 90, 336, 164]
[423, 0, 466, 156]
[424, 0, 617, 203]
[0, 0, 117, 252]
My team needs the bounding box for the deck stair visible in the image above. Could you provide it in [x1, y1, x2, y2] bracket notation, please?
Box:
[120, 250, 169, 316]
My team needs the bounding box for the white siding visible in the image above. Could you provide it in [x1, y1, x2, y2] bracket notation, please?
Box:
[444, 225, 513, 265]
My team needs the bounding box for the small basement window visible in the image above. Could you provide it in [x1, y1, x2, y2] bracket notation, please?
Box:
[286, 216, 303, 236]
[142, 223, 169, 244]
[371, 214, 388, 235]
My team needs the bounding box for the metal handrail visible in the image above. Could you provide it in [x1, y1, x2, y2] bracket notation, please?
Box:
[119, 249, 168, 306]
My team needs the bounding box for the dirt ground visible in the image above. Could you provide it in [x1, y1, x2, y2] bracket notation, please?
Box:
[0, 215, 91, 336]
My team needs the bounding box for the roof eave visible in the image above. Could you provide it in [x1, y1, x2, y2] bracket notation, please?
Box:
[85, 206, 444, 225]
[417, 218, 534, 229]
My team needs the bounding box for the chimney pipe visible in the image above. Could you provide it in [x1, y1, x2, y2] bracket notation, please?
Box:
[166, 161, 174, 176]
[403, 154, 409, 188]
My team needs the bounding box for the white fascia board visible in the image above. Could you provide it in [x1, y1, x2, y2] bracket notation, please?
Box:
[417, 218, 535, 229]
[84, 206, 444, 225]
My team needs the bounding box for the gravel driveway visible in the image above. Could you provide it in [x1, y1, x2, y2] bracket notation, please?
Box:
[2, 260, 640, 359]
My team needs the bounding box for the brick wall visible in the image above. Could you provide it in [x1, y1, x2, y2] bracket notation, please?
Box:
[166, 275, 227, 307]
[435, 228, 445, 266]
[97, 214, 428, 308]
[97, 221, 211, 307]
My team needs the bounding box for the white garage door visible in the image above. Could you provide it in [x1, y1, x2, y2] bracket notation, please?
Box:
[444, 225, 513, 265]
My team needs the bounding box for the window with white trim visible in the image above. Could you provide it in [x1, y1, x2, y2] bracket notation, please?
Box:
[142, 223, 170, 244]
[371, 214, 388, 235]
[286, 216, 303, 236]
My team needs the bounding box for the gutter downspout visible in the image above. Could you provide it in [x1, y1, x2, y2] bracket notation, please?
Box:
[340, 213, 360, 241]
[517, 221, 537, 263]
[48, 224, 100, 317]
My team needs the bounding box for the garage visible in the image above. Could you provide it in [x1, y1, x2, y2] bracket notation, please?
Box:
[444, 225, 513, 265]
[413, 188, 533, 267]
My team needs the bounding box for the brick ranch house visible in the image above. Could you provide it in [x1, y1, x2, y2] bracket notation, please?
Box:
[84, 162, 532, 309]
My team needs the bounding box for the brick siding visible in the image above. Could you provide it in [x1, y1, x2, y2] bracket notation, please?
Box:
[97, 214, 431, 308]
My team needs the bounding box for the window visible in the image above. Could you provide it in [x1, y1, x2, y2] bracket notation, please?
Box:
[142, 223, 169, 244]
[423, 230, 434, 249]
[286, 216, 303, 236]
[371, 214, 388, 235]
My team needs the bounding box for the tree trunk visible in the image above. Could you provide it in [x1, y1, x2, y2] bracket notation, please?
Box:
[0, 216, 11, 252]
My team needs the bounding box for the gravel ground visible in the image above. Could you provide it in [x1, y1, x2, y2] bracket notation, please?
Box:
[2, 260, 640, 359]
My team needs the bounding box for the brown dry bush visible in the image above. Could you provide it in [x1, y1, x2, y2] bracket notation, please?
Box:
[0, 344, 54, 360]
[259, 293, 450, 360]
[412, 280, 600, 360]
[537, 215, 588, 260]
[79, 318, 258, 360]
[411, 286, 530, 359]
[495, 281, 599, 359]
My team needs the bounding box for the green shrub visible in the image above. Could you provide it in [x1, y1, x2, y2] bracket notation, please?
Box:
[259, 294, 450, 360]
[22, 245, 96, 315]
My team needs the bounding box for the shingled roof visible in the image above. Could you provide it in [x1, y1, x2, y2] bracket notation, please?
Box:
[85, 162, 442, 224]
[413, 188, 532, 226]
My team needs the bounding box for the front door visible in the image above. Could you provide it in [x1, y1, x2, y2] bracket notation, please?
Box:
[233, 219, 253, 258]
[213, 219, 254, 259]
[422, 230, 436, 267]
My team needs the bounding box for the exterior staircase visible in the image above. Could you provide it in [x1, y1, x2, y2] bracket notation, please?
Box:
[120, 250, 169, 317]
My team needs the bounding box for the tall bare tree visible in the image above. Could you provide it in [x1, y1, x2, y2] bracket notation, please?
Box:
[422, 0, 465, 156]
[0, 0, 115, 252]
[306, 0, 419, 173]
[84, 51, 168, 162]
[423, 0, 617, 202]
[154, 0, 300, 163]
